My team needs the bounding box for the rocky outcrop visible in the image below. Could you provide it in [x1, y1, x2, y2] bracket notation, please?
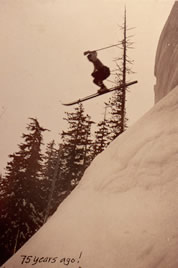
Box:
[154, 1, 178, 103]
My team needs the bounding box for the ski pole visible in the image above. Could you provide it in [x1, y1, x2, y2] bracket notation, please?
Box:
[95, 42, 122, 52]
[84, 42, 121, 55]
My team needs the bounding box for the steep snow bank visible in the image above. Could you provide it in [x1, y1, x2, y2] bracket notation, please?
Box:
[154, 1, 178, 103]
[3, 86, 178, 268]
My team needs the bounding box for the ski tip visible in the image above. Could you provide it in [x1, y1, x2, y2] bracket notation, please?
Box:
[61, 100, 81, 106]
[59, 99, 78, 106]
[62, 103, 73, 106]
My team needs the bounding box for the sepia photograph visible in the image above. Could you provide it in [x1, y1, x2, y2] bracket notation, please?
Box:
[0, 0, 178, 267]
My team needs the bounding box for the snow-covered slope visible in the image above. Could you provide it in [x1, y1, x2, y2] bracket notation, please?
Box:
[3, 2, 178, 268]
[3, 86, 178, 268]
[154, 1, 178, 103]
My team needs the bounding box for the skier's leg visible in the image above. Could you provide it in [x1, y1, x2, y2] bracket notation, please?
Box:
[93, 77, 104, 87]
[92, 69, 109, 93]
[97, 67, 110, 93]
[93, 78, 109, 94]
[94, 67, 110, 82]
[93, 70, 105, 86]
[102, 66, 110, 80]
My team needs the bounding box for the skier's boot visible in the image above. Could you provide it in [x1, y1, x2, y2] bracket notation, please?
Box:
[97, 82, 109, 94]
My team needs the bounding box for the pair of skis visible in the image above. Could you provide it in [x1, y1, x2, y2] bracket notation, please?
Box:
[62, 80, 138, 106]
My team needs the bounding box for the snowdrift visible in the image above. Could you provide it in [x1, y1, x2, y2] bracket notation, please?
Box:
[154, 1, 178, 103]
[3, 85, 178, 268]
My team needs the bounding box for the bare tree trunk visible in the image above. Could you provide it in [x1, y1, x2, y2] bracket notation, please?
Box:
[121, 7, 127, 133]
[13, 228, 20, 254]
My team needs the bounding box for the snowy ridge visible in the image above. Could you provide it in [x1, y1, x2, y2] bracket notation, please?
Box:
[81, 86, 178, 193]
[154, 1, 178, 103]
[3, 86, 178, 268]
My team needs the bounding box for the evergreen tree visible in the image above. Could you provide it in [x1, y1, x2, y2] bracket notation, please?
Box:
[109, 7, 135, 139]
[42, 108, 94, 223]
[43, 140, 58, 183]
[108, 91, 123, 140]
[42, 142, 66, 222]
[92, 104, 111, 158]
[61, 103, 93, 192]
[0, 174, 9, 265]
[82, 115, 95, 169]
[0, 118, 48, 264]
[0, 173, 6, 197]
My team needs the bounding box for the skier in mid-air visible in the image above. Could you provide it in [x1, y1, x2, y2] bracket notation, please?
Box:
[84, 50, 110, 93]
[62, 44, 137, 106]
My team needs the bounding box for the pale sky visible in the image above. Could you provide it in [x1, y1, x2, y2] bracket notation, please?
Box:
[0, 0, 175, 174]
